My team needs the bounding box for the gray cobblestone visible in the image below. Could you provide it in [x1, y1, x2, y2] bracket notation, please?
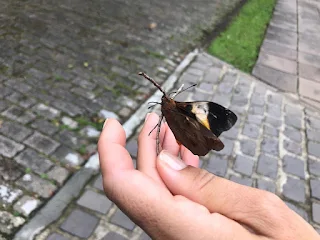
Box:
[16, 173, 57, 198]
[310, 179, 320, 200]
[60, 209, 99, 238]
[283, 177, 305, 203]
[309, 159, 320, 177]
[285, 202, 309, 221]
[284, 140, 302, 155]
[216, 138, 234, 156]
[1, 106, 36, 124]
[233, 155, 254, 176]
[15, 148, 53, 174]
[256, 179, 276, 193]
[32, 104, 60, 120]
[110, 209, 135, 231]
[284, 127, 302, 143]
[47, 166, 70, 186]
[263, 125, 279, 137]
[52, 146, 84, 166]
[54, 130, 85, 150]
[240, 139, 256, 157]
[257, 154, 278, 179]
[242, 123, 260, 138]
[206, 155, 227, 177]
[312, 202, 320, 224]
[31, 119, 59, 136]
[102, 232, 127, 240]
[46, 233, 69, 240]
[0, 184, 23, 208]
[261, 137, 279, 157]
[0, 211, 25, 235]
[0, 135, 24, 158]
[13, 196, 41, 217]
[0, 121, 32, 142]
[283, 155, 305, 179]
[77, 190, 112, 214]
[308, 141, 320, 158]
[229, 175, 253, 187]
[24, 132, 60, 155]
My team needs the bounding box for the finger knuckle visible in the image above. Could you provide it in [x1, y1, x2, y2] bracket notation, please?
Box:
[193, 169, 216, 193]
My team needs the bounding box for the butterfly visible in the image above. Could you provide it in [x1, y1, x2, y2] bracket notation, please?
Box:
[139, 72, 237, 156]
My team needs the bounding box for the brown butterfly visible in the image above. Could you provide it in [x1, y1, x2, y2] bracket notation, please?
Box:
[139, 72, 237, 156]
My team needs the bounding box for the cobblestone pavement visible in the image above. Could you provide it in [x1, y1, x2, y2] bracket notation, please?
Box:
[14, 51, 318, 240]
[0, 0, 242, 238]
[253, 0, 320, 110]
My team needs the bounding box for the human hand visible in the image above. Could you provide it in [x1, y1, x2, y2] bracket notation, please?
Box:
[98, 113, 319, 240]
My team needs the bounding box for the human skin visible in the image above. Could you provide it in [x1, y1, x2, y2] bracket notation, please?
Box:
[98, 112, 320, 240]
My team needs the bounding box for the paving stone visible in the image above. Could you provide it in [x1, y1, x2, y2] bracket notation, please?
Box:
[55, 130, 85, 149]
[283, 155, 305, 179]
[24, 132, 60, 155]
[0, 100, 9, 112]
[229, 175, 253, 187]
[216, 138, 234, 156]
[261, 137, 279, 157]
[233, 155, 254, 176]
[283, 177, 306, 203]
[250, 93, 265, 107]
[257, 154, 278, 179]
[0, 135, 24, 158]
[285, 115, 302, 129]
[242, 123, 260, 138]
[206, 155, 228, 177]
[31, 119, 59, 135]
[15, 148, 53, 174]
[258, 52, 297, 75]
[102, 232, 127, 240]
[299, 63, 320, 83]
[299, 33, 320, 56]
[110, 209, 135, 230]
[248, 105, 264, 115]
[6, 92, 36, 108]
[77, 190, 112, 214]
[221, 126, 240, 140]
[47, 166, 70, 185]
[93, 175, 104, 191]
[0, 211, 25, 235]
[265, 116, 282, 128]
[126, 138, 138, 158]
[306, 128, 320, 142]
[312, 202, 320, 224]
[52, 146, 84, 166]
[264, 27, 297, 50]
[308, 141, 320, 158]
[263, 125, 279, 137]
[0, 185, 23, 207]
[310, 179, 320, 200]
[283, 140, 302, 155]
[299, 77, 320, 102]
[1, 105, 36, 124]
[285, 202, 309, 221]
[299, 52, 320, 68]
[139, 232, 152, 240]
[284, 127, 302, 143]
[256, 179, 276, 193]
[13, 195, 41, 217]
[0, 120, 32, 142]
[52, 100, 83, 117]
[240, 139, 256, 157]
[203, 67, 220, 83]
[253, 64, 297, 92]
[16, 173, 57, 198]
[60, 209, 99, 238]
[247, 114, 264, 125]
[284, 104, 302, 116]
[307, 116, 320, 130]
[80, 126, 100, 138]
[309, 159, 320, 177]
[32, 103, 60, 119]
[46, 233, 70, 240]
[61, 117, 78, 129]
[261, 40, 297, 61]
[0, 157, 23, 181]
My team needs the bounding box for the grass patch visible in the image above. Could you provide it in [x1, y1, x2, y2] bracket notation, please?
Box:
[208, 0, 276, 72]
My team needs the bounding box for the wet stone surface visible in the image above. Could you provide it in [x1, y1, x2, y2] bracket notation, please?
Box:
[32, 53, 320, 239]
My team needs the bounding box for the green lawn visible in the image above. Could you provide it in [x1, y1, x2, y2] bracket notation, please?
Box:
[208, 0, 276, 73]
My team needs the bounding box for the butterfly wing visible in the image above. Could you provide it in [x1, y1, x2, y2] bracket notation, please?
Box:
[175, 101, 237, 136]
[162, 106, 224, 156]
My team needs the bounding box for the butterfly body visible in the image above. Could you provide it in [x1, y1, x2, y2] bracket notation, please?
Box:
[139, 72, 237, 156]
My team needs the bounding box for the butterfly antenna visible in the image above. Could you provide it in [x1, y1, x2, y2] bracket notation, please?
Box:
[171, 84, 197, 99]
[138, 72, 167, 96]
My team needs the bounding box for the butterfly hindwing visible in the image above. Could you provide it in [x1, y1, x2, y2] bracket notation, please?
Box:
[161, 104, 224, 156]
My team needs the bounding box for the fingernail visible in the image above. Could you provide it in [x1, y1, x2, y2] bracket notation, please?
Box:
[159, 150, 187, 171]
[145, 113, 151, 122]
[102, 119, 108, 129]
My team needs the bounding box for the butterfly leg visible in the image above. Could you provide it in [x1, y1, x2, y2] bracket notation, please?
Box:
[156, 114, 164, 155]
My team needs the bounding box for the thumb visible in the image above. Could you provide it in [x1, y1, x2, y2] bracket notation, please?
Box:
[156, 150, 313, 239]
